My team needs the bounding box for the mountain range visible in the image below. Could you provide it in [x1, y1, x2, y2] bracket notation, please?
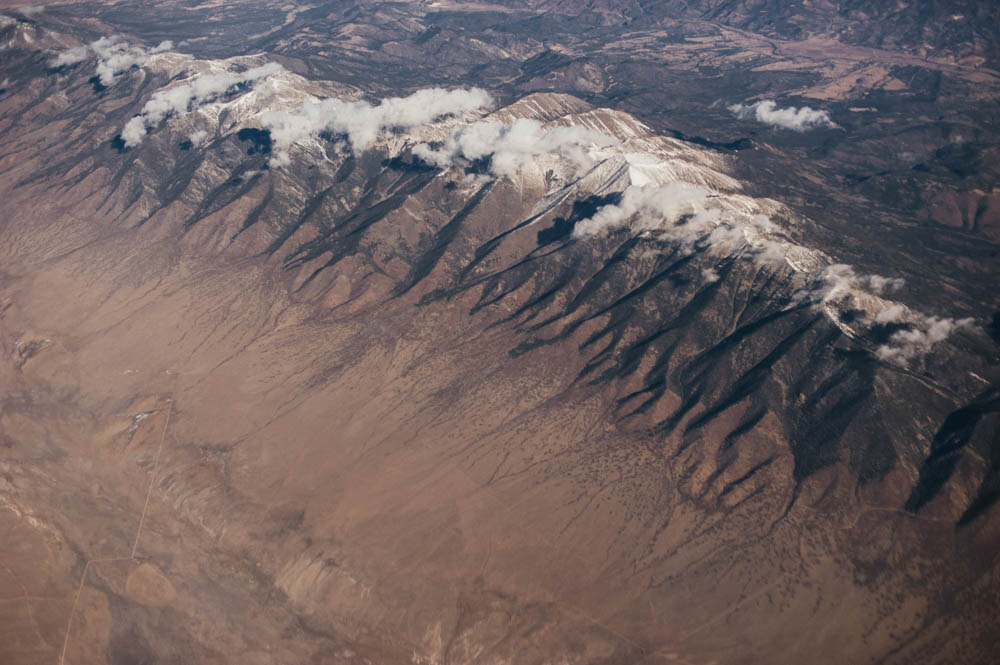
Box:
[1, 2, 998, 664]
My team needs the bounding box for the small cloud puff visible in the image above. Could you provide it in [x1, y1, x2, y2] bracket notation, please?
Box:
[94, 46, 148, 87]
[729, 100, 835, 132]
[18, 5, 44, 17]
[121, 62, 284, 147]
[811, 263, 904, 305]
[51, 35, 173, 86]
[805, 266, 972, 365]
[261, 87, 494, 167]
[874, 303, 906, 323]
[187, 129, 210, 146]
[571, 183, 785, 263]
[413, 117, 615, 177]
[572, 182, 714, 238]
[51, 44, 91, 67]
[875, 314, 975, 366]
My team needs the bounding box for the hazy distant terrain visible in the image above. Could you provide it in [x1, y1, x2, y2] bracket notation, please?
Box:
[1, 2, 998, 664]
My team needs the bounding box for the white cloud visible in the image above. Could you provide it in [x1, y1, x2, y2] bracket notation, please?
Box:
[571, 183, 785, 263]
[866, 274, 907, 293]
[792, 265, 973, 364]
[148, 40, 173, 54]
[51, 35, 157, 86]
[95, 52, 147, 86]
[413, 117, 615, 177]
[18, 5, 44, 17]
[876, 315, 976, 366]
[261, 87, 494, 167]
[188, 129, 210, 146]
[121, 62, 284, 147]
[573, 182, 712, 238]
[51, 44, 90, 66]
[729, 100, 835, 132]
[811, 263, 904, 305]
[874, 303, 906, 323]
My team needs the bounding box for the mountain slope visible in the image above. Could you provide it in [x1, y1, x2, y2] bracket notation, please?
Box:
[0, 4, 999, 665]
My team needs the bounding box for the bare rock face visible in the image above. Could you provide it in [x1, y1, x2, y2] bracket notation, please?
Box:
[1, 3, 998, 665]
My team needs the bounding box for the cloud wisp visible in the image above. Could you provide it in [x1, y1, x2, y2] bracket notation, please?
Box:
[148, 40, 173, 54]
[413, 117, 616, 178]
[808, 263, 905, 305]
[51, 36, 175, 86]
[51, 44, 95, 67]
[260, 87, 493, 167]
[874, 311, 976, 366]
[573, 182, 714, 239]
[187, 128, 210, 147]
[729, 100, 835, 132]
[121, 62, 284, 147]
